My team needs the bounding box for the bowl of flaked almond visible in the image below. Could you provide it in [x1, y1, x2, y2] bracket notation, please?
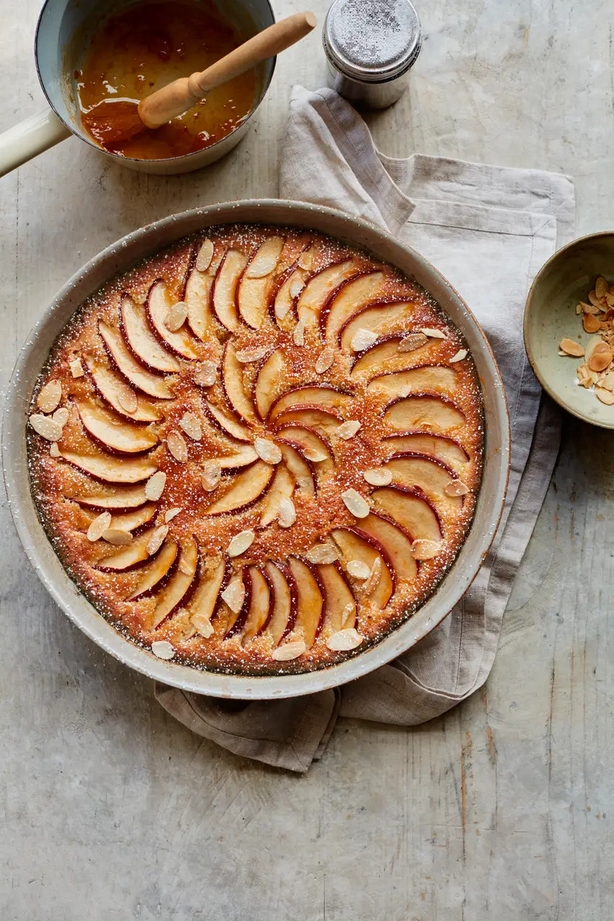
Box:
[524, 231, 614, 428]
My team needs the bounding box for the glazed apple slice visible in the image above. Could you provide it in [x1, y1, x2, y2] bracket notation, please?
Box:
[238, 237, 284, 329]
[184, 247, 222, 341]
[296, 259, 358, 327]
[85, 359, 162, 423]
[278, 444, 316, 498]
[350, 335, 432, 379]
[274, 406, 342, 437]
[216, 446, 259, 470]
[204, 401, 253, 442]
[241, 566, 273, 642]
[383, 432, 469, 471]
[222, 342, 257, 423]
[186, 558, 227, 636]
[268, 385, 351, 422]
[367, 366, 458, 399]
[383, 453, 463, 511]
[128, 539, 179, 600]
[330, 527, 394, 609]
[151, 537, 199, 628]
[288, 557, 324, 648]
[276, 425, 334, 477]
[97, 526, 159, 571]
[60, 449, 158, 484]
[99, 321, 175, 400]
[264, 561, 297, 644]
[260, 463, 295, 527]
[384, 395, 466, 434]
[317, 562, 357, 632]
[371, 485, 442, 541]
[339, 300, 413, 350]
[254, 350, 287, 420]
[355, 513, 418, 583]
[76, 400, 159, 454]
[120, 295, 182, 374]
[81, 502, 157, 533]
[212, 249, 248, 331]
[224, 569, 251, 638]
[322, 271, 388, 340]
[74, 483, 149, 510]
[207, 460, 274, 515]
[146, 280, 200, 360]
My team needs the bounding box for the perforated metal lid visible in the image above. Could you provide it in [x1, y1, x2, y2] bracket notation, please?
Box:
[323, 0, 422, 82]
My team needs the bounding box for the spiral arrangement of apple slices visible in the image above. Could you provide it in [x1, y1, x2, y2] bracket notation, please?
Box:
[28, 227, 483, 673]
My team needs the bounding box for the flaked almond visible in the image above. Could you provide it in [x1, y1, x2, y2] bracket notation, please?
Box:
[179, 411, 202, 441]
[292, 317, 306, 346]
[191, 613, 214, 638]
[69, 358, 85, 378]
[581, 300, 600, 315]
[195, 238, 214, 273]
[420, 327, 447, 339]
[255, 437, 282, 465]
[600, 371, 614, 392]
[194, 361, 217, 387]
[595, 276, 609, 298]
[342, 488, 370, 519]
[559, 338, 585, 357]
[271, 640, 306, 661]
[245, 237, 284, 278]
[221, 578, 245, 614]
[53, 407, 70, 427]
[302, 445, 329, 463]
[305, 543, 339, 565]
[444, 479, 469, 497]
[584, 336, 604, 365]
[347, 559, 371, 580]
[145, 471, 166, 501]
[351, 328, 378, 352]
[583, 313, 602, 333]
[37, 380, 62, 413]
[296, 474, 314, 493]
[235, 345, 270, 363]
[596, 387, 614, 405]
[341, 603, 355, 628]
[364, 556, 383, 594]
[202, 461, 222, 491]
[228, 529, 255, 558]
[588, 342, 613, 373]
[411, 538, 443, 560]
[337, 420, 361, 440]
[575, 302, 584, 315]
[165, 301, 188, 332]
[179, 555, 194, 575]
[297, 249, 315, 271]
[102, 528, 133, 546]
[289, 275, 305, 299]
[167, 430, 188, 462]
[315, 347, 335, 374]
[49, 442, 61, 458]
[147, 525, 169, 556]
[607, 293, 614, 308]
[326, 628, 363, 651]
[363, 467, 392, 486]
[164, 507, 182, 522]
[29, 414, 63, 442]
[277, 496, 296, 528]
[151, 640, 175, 660]
[117, 384, 138, 414]
[398, 332, 428, 353]
[87, 511, 112, 542]
[450, 349, 468, 363]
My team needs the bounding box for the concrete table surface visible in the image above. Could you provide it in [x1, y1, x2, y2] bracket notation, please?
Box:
[1, 1, 612, 919]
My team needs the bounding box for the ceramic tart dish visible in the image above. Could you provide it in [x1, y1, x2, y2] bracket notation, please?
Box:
[3, 201, 510, 699]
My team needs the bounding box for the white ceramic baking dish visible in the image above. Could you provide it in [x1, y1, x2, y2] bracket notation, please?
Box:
[3, 200, 510, 699]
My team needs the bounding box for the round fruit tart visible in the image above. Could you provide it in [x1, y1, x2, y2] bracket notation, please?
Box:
[27, 224, 484, 675]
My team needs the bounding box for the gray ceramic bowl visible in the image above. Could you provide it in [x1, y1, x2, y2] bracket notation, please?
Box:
[524, 232, 614, 429]
[3, 200, 510, 700]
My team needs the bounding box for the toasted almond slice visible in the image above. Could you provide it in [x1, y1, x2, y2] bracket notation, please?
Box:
[302, 445, 329, 463]
[341, 602, 355, 628]
[221, 577, 245, 614]
[145, 471, 166, 501]
[575, 303, 584, 315]
[444, 479, 469, 497]
[305, 543, 339, 564]
[37, 380, 62, 413]
[278, 496, 296, 528]
[582, 300, 600, 315]
[235, 345, 270, 363]
[588, 343, 613, 373]
[351, 328, 378, 352]
[146, 525, 169, 556]
[53, 407, 69, 427]
[117, 384, 138, 414]
[315, 347, 335, 374]
[411, 538, 443, 560]
[398, 332, 428, 353]
[559, 338, 585, 357]
[337, 420, 361, 440]
[364, 556, 382, 594]
[595, 276, 609, 298]
[29, 414, 63, 441]
[297, 248, 316, 271]
[87, 511, 112, 542]
[194, 361, 218, 387]
[102, 528, 133, 546]
[293, 317, 306, 346]
[596, 387, 614, 405]
[179, 411, 202, 441]
[228, 529, 255, 558]
[347, 559, 371, 580]
[165, 300, 189, 332]
[290, 275, 305, 299]
[420, 327, 447, 339]
[151, 640, 175, 660]
[601, 371, 614, 392]
[363, 468, 393, 486]
[588, 290, 604, 309]
[255, 437, 282, 465]
[326, 628, 363, 651]
[271, 640, 307, 661]
[450, 348, 468, 363]
[195, 239, 214, 273]
[201, 461, 222, 491]
[167, 430, 188, 462]
[164, 507, 182, 522]
[49, 442, 61, 458]
[583, 314, 602, 333]
[607, 293, 614, 308]
[69, 358, 85, 378]
[191, 613, 214, 638]
[245, 237, 284, 278]
[342, 488, 370, 518]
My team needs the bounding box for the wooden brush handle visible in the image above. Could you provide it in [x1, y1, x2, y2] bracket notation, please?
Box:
[139, 12, 316, 129]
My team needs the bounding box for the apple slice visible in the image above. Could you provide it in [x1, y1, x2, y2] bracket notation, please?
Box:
[254, 350, 286, 420]
[383, 433, 469, 471]
[128, 539, 178, 600]
[273, 265, 308, 325]
[367, 366, 458, 399]
[278, 444, 316, 497]
[206, 460, 274, 515]
[275, 425, 334, 477]
[383, 453, 463, 511]
[97, 526, 159, 571]
[212, 249, 248, 331]
[146, 281, 200, 360]
[350, 335, 431, 379]
[288, 557, 324, 648]
[323, 271, 388, 340]
[216, 447, 258, 470]
[264, 561, 297, 644]
[151, 537, 199, 628]
[384, 395, 466, 434]
[222, 342, 257, 423]
[224, 569, 251, 638]
[238, 237, 284, 329]
[330, 527, 394, 609]
[204, 401, 252, 442]
[339, 301, 413, 350]
[76, 400, 159, 454]
[317, 562, 357, 632]
[355, 513, 417, 583]
[60, 449, 158, 483]
[371, 485, 442, 541]
[74, 483, 149, 510]
[274, 406, 342, 437]
[120, 295, 182, 373]
[260, 463, 295, 526]
[99, 321, 174, 400]
[82, 502, 157, 533]
[186, 558, 227, 635]
[184, 252, 221, 341]
[268, 385, 351, 422]
[241, 566, 273, 642]
[85, 359, 162, 423]
[296, 259, 358, 327]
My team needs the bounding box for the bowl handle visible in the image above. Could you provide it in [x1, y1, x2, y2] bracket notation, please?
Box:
[0, 109, 71, 178]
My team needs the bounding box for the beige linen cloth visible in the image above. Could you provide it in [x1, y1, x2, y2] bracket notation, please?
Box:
[156, 88, 576, 772]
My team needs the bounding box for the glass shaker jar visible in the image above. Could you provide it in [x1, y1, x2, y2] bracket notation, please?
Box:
[323, 0, 422, 110]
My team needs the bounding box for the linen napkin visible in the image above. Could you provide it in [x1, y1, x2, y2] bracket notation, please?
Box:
[156, 87, 576, 772]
